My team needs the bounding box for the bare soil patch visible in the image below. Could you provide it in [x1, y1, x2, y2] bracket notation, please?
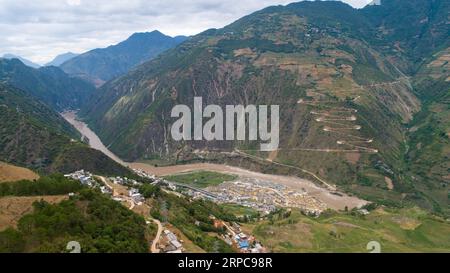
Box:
[385, 176, 394, 190]
[0, 195, 68, 231]
[0, 162, 39, 183]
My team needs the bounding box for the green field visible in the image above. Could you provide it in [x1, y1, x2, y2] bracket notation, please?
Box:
[243, 207, 450, 253]
[164, 171, 237, 188]
[220, 204, 260, 219]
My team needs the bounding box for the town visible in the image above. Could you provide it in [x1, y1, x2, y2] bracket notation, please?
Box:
[171, 176, 327, 216]
[64, 167, 327, 253]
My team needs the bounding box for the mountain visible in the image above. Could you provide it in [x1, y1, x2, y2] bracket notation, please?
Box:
[80, 0, 449, 214]
[60, 30, 188, 86]
[0, 58, 95, 111]
[403, 47, 450, 214]
[0, 83, 134, 176]
[45, 52, 79, 67]
[362, 0, 450, 67]
[1, 54, 41, 69]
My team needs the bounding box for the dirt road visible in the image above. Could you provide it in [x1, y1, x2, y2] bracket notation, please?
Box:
[151, 219, 163, 253]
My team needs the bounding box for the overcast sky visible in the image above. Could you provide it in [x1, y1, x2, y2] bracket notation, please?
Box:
[0, 0, 371, 64]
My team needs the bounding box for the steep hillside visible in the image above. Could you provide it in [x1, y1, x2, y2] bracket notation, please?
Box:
[0, 179, 149, 253]
[402, 47, 450, 215]
[81, 1, 423, 206]
[0, 58, 95, 111]
[362, 0, 450, 68]
[61, 31, 187, 86]
[0, 83, 134, 176]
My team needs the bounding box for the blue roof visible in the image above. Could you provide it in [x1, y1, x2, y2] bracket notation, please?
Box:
[238, 240, 249, 249]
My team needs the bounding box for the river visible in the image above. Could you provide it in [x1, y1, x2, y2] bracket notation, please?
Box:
[61, 111, 127, 166]
[61, 111, 367, 210]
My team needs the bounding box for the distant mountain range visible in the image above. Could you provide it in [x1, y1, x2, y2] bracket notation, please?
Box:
[60, 30, 188, 86]
[2, 54, 41, 69]
[0, 58, 95, 111]
[45, 52, 79, 67]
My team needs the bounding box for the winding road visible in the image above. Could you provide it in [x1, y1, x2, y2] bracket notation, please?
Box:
[150, 219, 163, 253]
[297, 99, 378, 154]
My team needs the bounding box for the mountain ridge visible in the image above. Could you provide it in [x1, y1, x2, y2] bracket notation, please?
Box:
[45, 52, 79, 67]
[1, 54, 41, 69]
[60, 30, 188, 86]
[80, 0, 449, 214]
[0, 58, 95, 111]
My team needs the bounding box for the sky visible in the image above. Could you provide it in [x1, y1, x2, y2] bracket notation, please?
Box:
[0, 0, 371, 64]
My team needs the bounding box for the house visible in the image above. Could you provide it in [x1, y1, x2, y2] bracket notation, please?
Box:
[100, 186, 112, 195]
[238, 233, 248, 240]
[131, 193, 144, 203]
[238, 240, 249, 249]
[167, 233, 177, 242]
[129, 188, 139, 196]
[163, 245, 177, 252]
[170, 240, 182, 249]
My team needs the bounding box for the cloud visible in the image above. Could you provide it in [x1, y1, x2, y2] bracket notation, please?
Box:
[67, 0, 82, 6]
[0, 0, 371, 64]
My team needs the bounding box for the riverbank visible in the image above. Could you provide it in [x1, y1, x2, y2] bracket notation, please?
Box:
[62, 111, 367, 210]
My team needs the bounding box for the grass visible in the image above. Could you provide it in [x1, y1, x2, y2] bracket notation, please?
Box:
[0, 162, 39, 183]
[0, 195, 68, 231]
[244, 207, 450, 253]
[220, 204, 260, 218]
[164, 171, 237, 188]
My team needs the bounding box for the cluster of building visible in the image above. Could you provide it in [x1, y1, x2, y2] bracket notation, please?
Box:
[64, 170, 113, 195]
[216, 220, 266, 253]
[128, 188, 145, 205]
[132, 168, 157, 180]
[64, 170, 96, 187]
[159, 229, 184, 253]
[109, 176, 141, 187]
[206, 177, 327, 216]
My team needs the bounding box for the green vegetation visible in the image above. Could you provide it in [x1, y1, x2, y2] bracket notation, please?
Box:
[143, 184, 236, 252]
[220, 204, 260, 221]
[246, 207, 450, 253]
[363, 0, 449, 65]
[0, 174, 82, 197]
[0, 188, 148, 253]
[400, 62, 450, 215]
[164, 171, 237, 188]
[0, 58, 95, 111]
[0, 83, 135, 177]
